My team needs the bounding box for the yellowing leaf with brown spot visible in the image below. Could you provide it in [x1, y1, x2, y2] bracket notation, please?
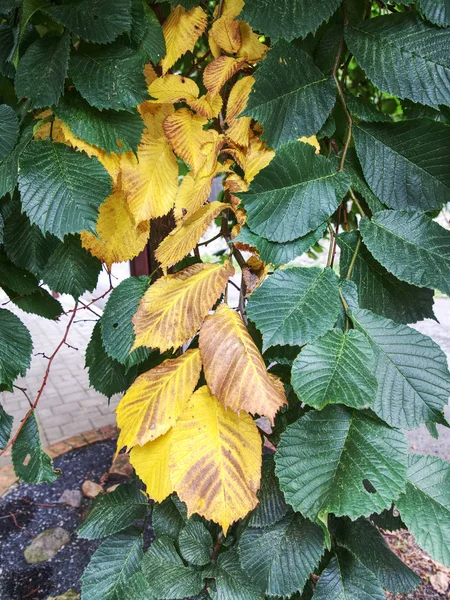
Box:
[148, 74, 200, 104]
[243, 135, 275, 183]
[161, 5, 207, 74]
[81, 188, 150, 268]
[163, 108, 212, 174]
[203, 56, 246, 96]
[169, 385, 261, 534]
[116, 349, 202, 450]
[226, 76, 255, 123]
[242, 256, 269, 295]
[299, 135, 320, 153]
[238, 21, 268, 61]
[133, 261, 234, 352]
[155, 201, 229, 268]
[121, 133, 178, 223]
[211, 16, 241, 54]
[60, 122, 122, 183]
[199, 303, 286, 424]
[188, 92, 223, 118]
[224, 172, 248, 194]
[130, 429, 174, 502]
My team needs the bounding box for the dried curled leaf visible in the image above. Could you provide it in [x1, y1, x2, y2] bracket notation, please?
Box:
[81, 188, 150, 268]
[116, 349, 202, 450]
[161, 5, 208, 74]
[169, 385, 262, 534]
[199, 303, 286, 424]
[132, 261, 234, 352]
[155, 201, 229, 269]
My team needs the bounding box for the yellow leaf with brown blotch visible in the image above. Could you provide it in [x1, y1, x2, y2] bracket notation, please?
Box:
[81, 188, 150, 268]
[116, 349, 202, 450]
[121, 133, 178, 223]
[211, 16, 241, 54]
[169, 385, 262, 534]
[163, 108, 213, 174]
[226, 76, 255, 123]
[132, 261, 234, 352]
[188, 92, 223, 118]
[161, 5, 207, 74]
[155, 201, 229, 269]
[238, 21, 268, 61]
[130, 429, 174, 502]
[148, 74, 200, 104]
[242, 256, 269, 295]
[204, 56, 246, 96]
[199, 303, 286, 424]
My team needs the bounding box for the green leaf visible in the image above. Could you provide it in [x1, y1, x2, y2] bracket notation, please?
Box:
[115, 571, 153, 600]
[167, 0, 201, 8]
[3, 209, 60, 276]
[151, 495, 188, 539]
[77, 484, 149, 540]
[12, 412, 59, 483]
[142, 536, 203, 600]
[0, 249, 39, 295]
[338, 231, 435, 324]
[55, 90, 145, 154]
[0, 24, 16, 78]
[242, 40, 336, 149]
[85, 322, 137, 399]
[101, 275, 151, 364]
[345, 13, 450, 109]
[0, 405, 13, 449]
[396, 454, 450, 566]
[346, 94, 392, 123]
[0, 123, 34, 198]
[417, 0, 450, 27]
[370, 505, 405, 532]
[15, 33, 70, 109]
[238, 511, 325, 598]
[275, 405, 408, 521]
[0, 308, 33, 389]
[247, 267, 342, 351]
[241, 0, 342, 41]
[131, 2, 166, 64]
[4, 287, 63, 320]
[350, 308, 450, 430]
[353, 119, 450, 211]
[291, 328, 378, 410]
[360, 210, 450, 296]
[69, 40, 147, 110]
[19, 140, 112, 239]
[234, 224, 326, 268]
[178, 520, 213, 566]
[45, 0, 132, 44]
[313, 549, 386, 600]
[81, 528, 143, 600]
[207, 551, 264, 600]
[0, 104, 19, 161]
[239, 143, 349, 242]
[41, 234, 101, 298]
[247, 455, 289, 528]
[332, 517, 420, 593]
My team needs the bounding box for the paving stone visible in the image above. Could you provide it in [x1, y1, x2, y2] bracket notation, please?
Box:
[81, 480, 103, 499]
[58, 489, 82, 508]
[24, 527, 71, 564]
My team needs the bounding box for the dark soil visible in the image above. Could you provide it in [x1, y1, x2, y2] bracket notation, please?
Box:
[0, 439, 117, 600]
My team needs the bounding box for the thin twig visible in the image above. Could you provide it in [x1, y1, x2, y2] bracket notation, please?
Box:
[13, 385, 33, 408]
[332, 16, 353, 172]
[345, 235, 361, 280]
[349, 188, 366, 217]
[198, 231, 223, 247]
[212, 532, 223, 560]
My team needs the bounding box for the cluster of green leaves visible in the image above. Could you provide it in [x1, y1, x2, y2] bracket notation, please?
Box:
[1, 0, 450, 599]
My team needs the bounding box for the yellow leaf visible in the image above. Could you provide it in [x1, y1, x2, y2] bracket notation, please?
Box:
[144, 63, 158, 86]
[226, 76, 255, 123]
[188, 92, 223, 118]
[148, 74, 200, 104]
[163, 108, 212, 174]
[121, 132, 178, 223]
[299, 135, 321, 153]
[199, 303, 286, 424]
[116, 349, 202, 449]
[224, 172, 248, 194]
[226, 116, 252, 147]
[238, 21, 268, 61]
[155, 201, 229, 269]
[243, 134, 275, 183]
[130, 429, 174, 502]
[216, 0, 244, 19]
[203, 56, 246, 96]
[137, 102, 174, 136]
[161, 5, 208, 74]
[59, 122, 122, 184]
[169, 385, 261, 534]
[34, 115, 67, 144]
[211, 16, 241, 54]
[133, 261, 234, 352]
[208, 28, 222, 59]
[81, 188, 150, 268]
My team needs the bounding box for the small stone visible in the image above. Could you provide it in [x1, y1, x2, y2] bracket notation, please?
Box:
[106, 484, 120, 493]
[58, 489, 82, 508]
[81, 480, 103, 499]
[109, 453, 133, 479]
[46, 590, 80, 600]
[24, 527, 70, 564]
